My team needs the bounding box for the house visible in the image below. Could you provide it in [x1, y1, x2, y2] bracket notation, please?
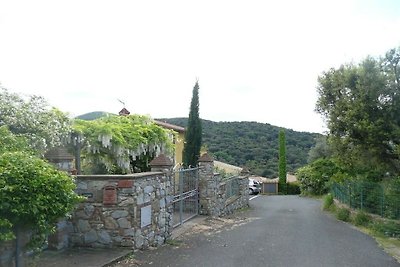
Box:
[154, 120, 185, 166]
[117, 109, 185, 166]
[214, 160, 243, 175]
[117, 108, 186, 166]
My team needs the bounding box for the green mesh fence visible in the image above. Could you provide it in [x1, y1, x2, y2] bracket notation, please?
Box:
[332, 181, 400, 219]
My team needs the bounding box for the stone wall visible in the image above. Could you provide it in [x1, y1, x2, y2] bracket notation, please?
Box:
[198, 154, 249, 217]
[1, 153, 249, 267]
[70, 172, 173, 249]
[215, 176, 249, 217]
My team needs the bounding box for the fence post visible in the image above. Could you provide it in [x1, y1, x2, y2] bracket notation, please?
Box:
[348, 183, 351, 208]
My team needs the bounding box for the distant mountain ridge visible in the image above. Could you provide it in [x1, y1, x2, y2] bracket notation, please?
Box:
[75, 111, 112, 120]
[161, 118, 320, 177]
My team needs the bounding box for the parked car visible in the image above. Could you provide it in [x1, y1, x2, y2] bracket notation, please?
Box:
[249, 178, 261, 195]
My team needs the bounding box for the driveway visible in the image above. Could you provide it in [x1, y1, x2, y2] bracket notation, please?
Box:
[117, 195, 399, 267]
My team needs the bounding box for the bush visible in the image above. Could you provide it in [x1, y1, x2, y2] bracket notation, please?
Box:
[354, 211, 371, 226]
[286, 182, 301, 195]
[297, 159, 340, 195]
[0, 152, 82, 248]
[336, 207, 350, 222]
[323, 194, 334, 210]
[372, 220, 400, 238]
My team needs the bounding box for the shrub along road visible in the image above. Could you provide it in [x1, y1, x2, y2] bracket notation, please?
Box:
[118, 196, 399, 267]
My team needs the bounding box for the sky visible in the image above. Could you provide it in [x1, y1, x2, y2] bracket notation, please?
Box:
[1, 0, 400, 133]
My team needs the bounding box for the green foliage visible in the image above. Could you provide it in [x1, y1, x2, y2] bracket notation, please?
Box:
[278, 130, 287, 194]
[0, 126, 32, 154]
[286, 182, 301, 195]
[332, 179, 400, 219]
[322, 193, 334, 211]
[0, 219, 14, 241]
[354, 211, 371, 226]
[183, 82, 202, 167]
[73, 114, 173, 174]
[0, 87, 71, 155]
[0, 151, 82, 247]
[372, 220, 400, 238]
[308, 136, 333, 163]
[297, 158, 340, 195]
[336, 207, 351, 222]
[163, 118, 319, 177]
[316, 48, 400, 179]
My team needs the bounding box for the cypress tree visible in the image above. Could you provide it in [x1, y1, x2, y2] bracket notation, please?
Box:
[278, 129, 287, 194]
[183, 81, 202, 167]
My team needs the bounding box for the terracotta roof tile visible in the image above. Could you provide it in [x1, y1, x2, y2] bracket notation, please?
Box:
[199, 153, 213, 162]
[149, 154, 173, 166]
[154, 120, 185, 133]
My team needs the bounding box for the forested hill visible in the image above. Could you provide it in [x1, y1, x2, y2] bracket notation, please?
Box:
[161, 118, 320, 177]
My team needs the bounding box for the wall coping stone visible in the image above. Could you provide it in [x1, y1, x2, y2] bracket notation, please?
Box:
[76, 172, 163, 180]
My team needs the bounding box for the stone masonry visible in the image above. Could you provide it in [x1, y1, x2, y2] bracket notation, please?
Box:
[70, 171, 173, 249]
[1, 154, 250, 267]
[198, 153, 249, 217]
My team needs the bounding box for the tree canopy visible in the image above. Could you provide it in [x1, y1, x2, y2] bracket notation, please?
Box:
[0, 87, 71, 155]
[0, 109, 81, 260]
[183, 81, 202, 167]
[316, 48, 400, 179]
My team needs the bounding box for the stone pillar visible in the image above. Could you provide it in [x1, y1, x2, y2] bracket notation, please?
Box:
[149, 154, 174, 240]
[198, 153, 219, 216]
[44, 147, 75, 174]
[149, 154, 173, 173]
[239, 168, 251, 207]
[44, 147, 75, 250]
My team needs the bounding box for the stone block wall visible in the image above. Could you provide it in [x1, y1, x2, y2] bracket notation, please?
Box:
[215, 176, 249, 216]
[70, 172, 173, 249]
[198, 154, 249, 217]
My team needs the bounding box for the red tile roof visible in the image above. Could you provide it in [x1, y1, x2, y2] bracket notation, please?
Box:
[154, 120, 185, 133]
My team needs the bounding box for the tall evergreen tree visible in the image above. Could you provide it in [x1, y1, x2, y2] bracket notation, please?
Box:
[278, 129, 287, 193]
[183, 81, 202, 167]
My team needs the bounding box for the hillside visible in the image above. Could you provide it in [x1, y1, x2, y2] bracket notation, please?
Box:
[161, 118, 320, 177]
[75, 111, 112, 120]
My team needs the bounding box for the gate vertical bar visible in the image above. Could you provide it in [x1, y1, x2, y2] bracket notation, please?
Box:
[179, 170, 183, 225]
[195, 167, 199, 215]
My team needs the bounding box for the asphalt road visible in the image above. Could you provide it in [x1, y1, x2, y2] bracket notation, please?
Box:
[133, 195, 399, 267]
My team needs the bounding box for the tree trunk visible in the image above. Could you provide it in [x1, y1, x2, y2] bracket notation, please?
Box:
[14, 225, 21, 267]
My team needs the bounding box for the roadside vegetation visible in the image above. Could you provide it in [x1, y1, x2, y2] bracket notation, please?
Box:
[322, 193, 400, 261]
[0, 88, 83, 265]
[297, 47, 400, 261]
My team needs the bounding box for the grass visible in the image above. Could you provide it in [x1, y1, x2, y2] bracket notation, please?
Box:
[354, 211, 371, 226]
[165, 239, 183, 246]
[336, 207, 350, 222]
[322, 194, 334, 211]
[371, 220, 400, 238]
[323, 199, 400, 263]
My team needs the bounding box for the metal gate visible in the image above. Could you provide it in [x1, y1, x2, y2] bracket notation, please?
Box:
[171, 167, 199, 228]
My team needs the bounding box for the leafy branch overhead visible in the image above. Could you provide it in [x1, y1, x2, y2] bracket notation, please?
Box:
[316, 47, 400, 179]
[73, 114, 174, 173]
[0, 87, 71, 155]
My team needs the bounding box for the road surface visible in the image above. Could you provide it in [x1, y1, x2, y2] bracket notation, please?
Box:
[127, 195, 400, 267]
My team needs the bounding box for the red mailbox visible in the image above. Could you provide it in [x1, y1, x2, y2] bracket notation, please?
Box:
[103, 185, 117, 205]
